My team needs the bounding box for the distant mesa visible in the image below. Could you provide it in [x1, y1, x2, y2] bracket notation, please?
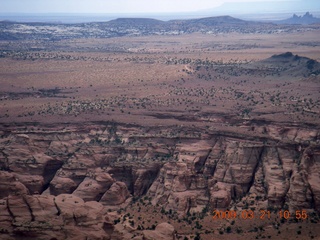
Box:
[275, 12, 320, 25]
[269, 52, 311, 62]
[270, 52, 299, 60]
[182, 15, 247, 26]
[107, 18, 164, 27]
[105, 15, 249, 28]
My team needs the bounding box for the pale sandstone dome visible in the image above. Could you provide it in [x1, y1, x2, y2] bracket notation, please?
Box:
[143, 222, 176, 240]
[100, 181, 131, 205]
[0, 194, 176, 240]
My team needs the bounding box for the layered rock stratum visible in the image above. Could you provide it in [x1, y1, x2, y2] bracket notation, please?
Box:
[0, 121, 319, 239]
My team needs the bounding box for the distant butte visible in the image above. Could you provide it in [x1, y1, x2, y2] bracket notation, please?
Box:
[275, 12, 320, 25]
[258, 52, 320, 75]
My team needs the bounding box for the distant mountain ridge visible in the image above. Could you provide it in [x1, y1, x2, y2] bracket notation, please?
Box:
[201, 0, 320, 15]
[0, 14, 317, 41]
[107, 18, 164, 27]
[275, 12, 320, 25]
[105, 15, 248, 27]
[172, 15, 247, 25]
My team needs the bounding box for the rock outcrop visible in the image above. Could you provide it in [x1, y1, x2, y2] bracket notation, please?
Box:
[0, 194, 115, 240]
[100, 181, 131, 206]
[143, 222, 176, 240]
[73, 170, 114, 201]
[0, 171, 29, 198]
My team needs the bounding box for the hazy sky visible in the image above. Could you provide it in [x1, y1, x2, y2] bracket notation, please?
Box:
[0, 0, 293, 14]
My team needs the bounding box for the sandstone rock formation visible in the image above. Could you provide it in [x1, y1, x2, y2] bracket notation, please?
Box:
[0, 194, 115, 240]
[143, 222, 176, 240]
[0, 171, 29, 198]
[0, 122, 319, 238]
[73, 170, 114, 201]
[100, 181, 131, 206]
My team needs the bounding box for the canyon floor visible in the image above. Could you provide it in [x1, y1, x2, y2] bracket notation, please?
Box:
[0, 22, 320, 240]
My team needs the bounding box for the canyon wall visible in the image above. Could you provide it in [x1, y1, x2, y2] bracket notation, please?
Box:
[0, 122, 319, 238]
